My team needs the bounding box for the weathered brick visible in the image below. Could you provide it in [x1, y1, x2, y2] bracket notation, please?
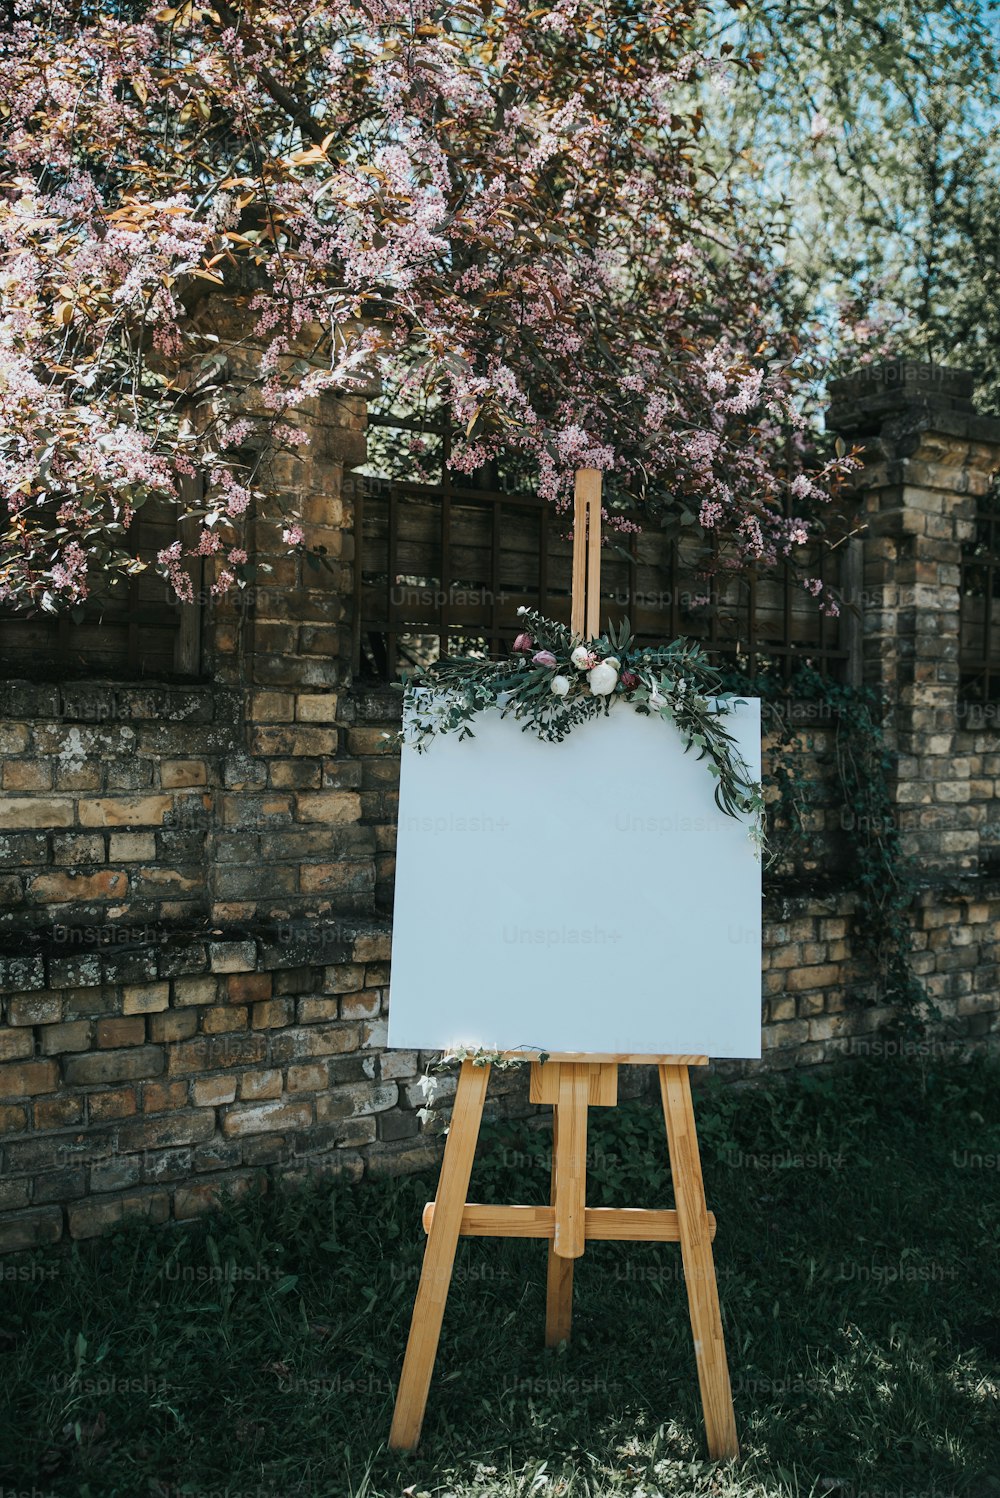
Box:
[294, 792, 361, 824]
[227, 972, 272, 1003]
[97, 1016, 146, 1048]
[203, 1005, 248, 1034]
[222, 1099, 313, 1138]
[249, 691, 296, 723]
[122, 982, 170, 1015]
[173, 1172, 259, 1219]
[299, 861, 374, 895]
[54, 762, 102, 792]
[33, 1095, 84, 1129]
[252, 998, 294, 1029]
[90, 1156, 143, 1193]
[352, 933, 391, 963]
[320, 963, 366, 994]
[51, 832, 106, 866]
[88, 1087, 138, 1120]
[29, 869, 128, 904]
[108, 832, 157, 862]
[272, 1023, 360, 1061]
[39, 1021, 91, 1055]
[0, 724, 29, 755]
[161, 760, 208, 788]
[0, 955, 45, 992]
[7, 993, 62, 1027]
[78, 796, 173, 827]
[287, 1062, 327, 1092]
[269, 761, 322, 789]
[64, 1047, 164, 1086]
[295, 694, 339, 723]
[173, 975, 220, 1007]
[0, 1104, 28, 1132]
[340, 991, 381, 1020]
[0, 1207, 63, 1251]
[167, 1032, 270, 1076]
[222, 794, 292, 828]
[67, 1189, 169, 1240]
[315, 1081, 398, 1120]
[240, 1068, 283, 1101]
[0, 1028, 34, 1061]
[346, 727, 395, 756]
[148, 1010, 198, 1044]
[4, 762, 52, 791]
[191, 1075, 238, 1107]
[0, 1059, 59, 1097]
[296, 997, 339, 1024]
[786, 964, 840, 992]
[116, 1111, 216, 1152]
[143, 1080, 189, 1112]
[209, 941, 257, 974]
[250, 727, 339, 757]
[0, 797, 75, 829]
[0, 1178, 30, 1210]
[378, 1050, 419, 1080]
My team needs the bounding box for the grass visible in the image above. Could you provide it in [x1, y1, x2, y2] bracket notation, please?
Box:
[1, 1056, 999, 1498]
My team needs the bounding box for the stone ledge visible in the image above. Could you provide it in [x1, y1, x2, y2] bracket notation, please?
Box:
[0, 679, 223, 723]
[0, 917, 394, 993]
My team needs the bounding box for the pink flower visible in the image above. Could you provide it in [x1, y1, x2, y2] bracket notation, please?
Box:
[532, 649, 557, 667]
[513, 632, 533, 652]
[282, 525, 305, 548]
[620, 669, 639, 691]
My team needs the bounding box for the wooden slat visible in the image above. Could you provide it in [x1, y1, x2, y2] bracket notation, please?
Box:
[421, 1202, 718, 1243]
[553, 1063, 589, 1259]
[503, 1051, 708, 1065]
[545, 1108, 573, 1345]
[660, 1063, 739, 1460]
[389, 1059, 491, 1451]
[585, 471, 602, 638]
[530, 1060, 617, 1106]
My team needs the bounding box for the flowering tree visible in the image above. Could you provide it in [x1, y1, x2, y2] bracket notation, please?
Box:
[0, 0, 853, 613]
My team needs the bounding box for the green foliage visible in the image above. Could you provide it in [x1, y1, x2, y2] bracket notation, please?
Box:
[702, 0, 1000, 406]
[402, 610, 766, 845]
[1, 1056, 999, 1494]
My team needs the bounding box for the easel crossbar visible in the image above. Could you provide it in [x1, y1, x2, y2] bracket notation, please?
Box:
[422, 1202, 717, 1242]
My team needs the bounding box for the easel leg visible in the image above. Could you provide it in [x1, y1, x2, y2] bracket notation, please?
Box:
[659, 1064, 739, 1461]
[389, 1060, 491, 1451]
[544, 1105, 574, 1345]
[553, 1063, 589, 1259]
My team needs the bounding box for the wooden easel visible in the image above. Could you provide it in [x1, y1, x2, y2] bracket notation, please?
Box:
[388, 470, 739, 1461]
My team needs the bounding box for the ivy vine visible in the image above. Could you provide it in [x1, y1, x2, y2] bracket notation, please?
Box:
[719, 665, 925, 1017]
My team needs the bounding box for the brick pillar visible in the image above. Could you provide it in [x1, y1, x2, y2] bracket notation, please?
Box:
[827, 362, 1000, 875]
[186, 296, 379, 923]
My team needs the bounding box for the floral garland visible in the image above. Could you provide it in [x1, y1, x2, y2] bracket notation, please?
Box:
[403, 608, 765, 852]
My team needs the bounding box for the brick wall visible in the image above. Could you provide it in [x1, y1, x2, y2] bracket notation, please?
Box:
[2, 354, 1000, 1250]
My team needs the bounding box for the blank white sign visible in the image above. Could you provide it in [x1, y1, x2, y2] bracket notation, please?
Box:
[387, 697, 762, 1058]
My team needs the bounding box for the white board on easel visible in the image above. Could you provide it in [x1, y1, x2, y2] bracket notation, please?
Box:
[387, 696, 762, 1059]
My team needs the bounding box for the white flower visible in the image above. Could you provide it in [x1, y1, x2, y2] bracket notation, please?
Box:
[570, 644, 593, 669]
[675, 678, 686, 694]
[551, 674, 571, 697]
[517, 605, 528, 616]
[588, 660, 619, 696]
[649, 686, 667, 711]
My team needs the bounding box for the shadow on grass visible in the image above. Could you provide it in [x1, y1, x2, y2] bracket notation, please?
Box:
[0, 1056, 998, 1497]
